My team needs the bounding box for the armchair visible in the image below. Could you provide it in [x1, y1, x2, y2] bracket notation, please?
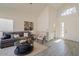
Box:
[35, 31, 48, 44]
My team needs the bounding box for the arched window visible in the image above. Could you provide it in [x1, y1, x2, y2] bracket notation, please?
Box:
[61, 7, 77, 16]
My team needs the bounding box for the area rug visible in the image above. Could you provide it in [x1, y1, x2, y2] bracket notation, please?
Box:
[0, 42, 47, 56]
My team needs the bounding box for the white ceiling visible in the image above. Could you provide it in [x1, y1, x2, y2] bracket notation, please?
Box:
[0, 3, 63, 20]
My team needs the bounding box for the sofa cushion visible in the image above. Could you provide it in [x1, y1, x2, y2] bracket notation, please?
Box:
[2, 33, 11, 39]
[0, 32, 3, 41]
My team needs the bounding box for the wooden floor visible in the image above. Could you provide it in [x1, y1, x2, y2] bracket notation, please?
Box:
[36, 39, 79, 56]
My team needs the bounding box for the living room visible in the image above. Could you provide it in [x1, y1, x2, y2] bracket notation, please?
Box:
[0, 3, 79, 56]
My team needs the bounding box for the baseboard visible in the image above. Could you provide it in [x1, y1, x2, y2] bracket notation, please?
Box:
[64, 38, 79, 43]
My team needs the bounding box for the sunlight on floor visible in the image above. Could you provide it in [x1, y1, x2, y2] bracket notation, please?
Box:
[54, 39, 63, 43]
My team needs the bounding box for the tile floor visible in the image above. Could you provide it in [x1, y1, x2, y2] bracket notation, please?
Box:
[0, 39, 79, 56]
[36, 39, 79, 56]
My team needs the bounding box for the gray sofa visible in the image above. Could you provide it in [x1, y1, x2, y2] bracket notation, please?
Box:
[0, 31, 33, 49]
[0, 32, 16, 48]
[0, 38, 16, 48]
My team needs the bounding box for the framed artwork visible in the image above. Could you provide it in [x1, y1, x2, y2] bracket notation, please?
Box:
[24, 21, 33, 31]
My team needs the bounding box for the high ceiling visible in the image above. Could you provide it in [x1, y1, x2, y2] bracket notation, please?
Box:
[0, 3, 63, 20]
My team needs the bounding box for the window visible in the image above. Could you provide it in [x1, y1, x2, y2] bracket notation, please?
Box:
[0, 18, 13, 32]
[61, 7, 77, 16]
[60, 22, 64, 38]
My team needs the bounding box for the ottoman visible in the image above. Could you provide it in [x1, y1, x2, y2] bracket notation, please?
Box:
[14, 43, 33, 56]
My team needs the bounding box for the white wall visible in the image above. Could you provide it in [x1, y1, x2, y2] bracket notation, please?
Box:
[13, 19, 37, 32]
[0, 10, 37, 32]
[57, 4, 79, 42]
[37, 6, 58, 40]
[37, 7, 49, 32]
